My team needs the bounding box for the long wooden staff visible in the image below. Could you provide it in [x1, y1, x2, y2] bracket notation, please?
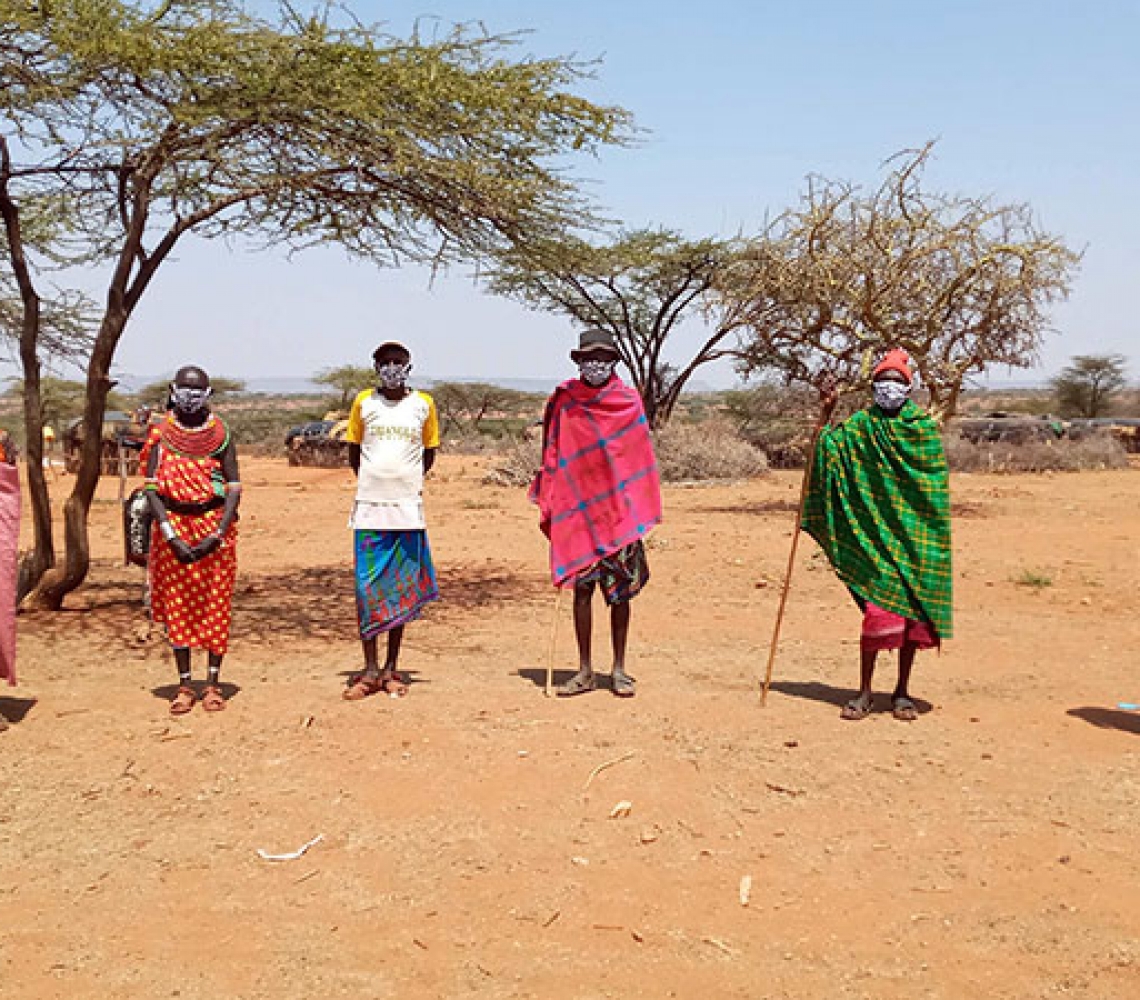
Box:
[760, 399, 834, 706]
[544, 586, 565, 697]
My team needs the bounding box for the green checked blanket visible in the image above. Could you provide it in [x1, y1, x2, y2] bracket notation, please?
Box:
[802, 401, 953, 639]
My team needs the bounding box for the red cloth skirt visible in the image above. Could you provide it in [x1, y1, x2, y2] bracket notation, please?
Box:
[149, 509, 237, 655]
[860, 601, 938, 653]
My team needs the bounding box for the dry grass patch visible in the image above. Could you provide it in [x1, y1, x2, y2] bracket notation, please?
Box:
[945, 433, 1128, 473]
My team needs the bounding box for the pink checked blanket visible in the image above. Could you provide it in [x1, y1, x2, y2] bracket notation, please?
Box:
[0, 462, 20, 685]
[530, 376, 662, 586]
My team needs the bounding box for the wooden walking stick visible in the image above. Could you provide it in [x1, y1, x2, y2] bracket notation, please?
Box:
[544, 586, 565, 697]
[760, 388, 837, 706]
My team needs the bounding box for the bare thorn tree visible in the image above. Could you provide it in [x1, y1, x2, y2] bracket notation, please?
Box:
[721, 143, 1081, 422]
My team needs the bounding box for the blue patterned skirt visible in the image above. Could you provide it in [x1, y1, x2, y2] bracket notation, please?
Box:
[354, 530, 439, 639]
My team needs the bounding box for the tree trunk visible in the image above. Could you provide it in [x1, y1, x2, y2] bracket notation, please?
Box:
[1, 149, 56, 600]
[16, 317, 56, 601]
[24, 310, 124, 609]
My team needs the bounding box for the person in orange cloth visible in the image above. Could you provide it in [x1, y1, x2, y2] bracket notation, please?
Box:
[140, 366, 242, 715]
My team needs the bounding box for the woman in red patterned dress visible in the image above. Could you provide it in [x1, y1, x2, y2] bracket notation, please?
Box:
[140, 366, 242, 715]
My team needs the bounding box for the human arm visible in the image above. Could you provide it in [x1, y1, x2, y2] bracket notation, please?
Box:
[345, 391, 367, 477]
[421, 393, 440, 476]
[818, 374, 840, 423]
[192, 443, 241, 559]
[143, 443, 196, 564]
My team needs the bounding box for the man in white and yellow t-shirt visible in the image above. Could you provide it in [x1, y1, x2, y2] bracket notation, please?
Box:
[342, 341, 440, 700]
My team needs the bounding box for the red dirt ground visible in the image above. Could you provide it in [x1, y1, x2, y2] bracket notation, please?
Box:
[2, 457, 1138, 999]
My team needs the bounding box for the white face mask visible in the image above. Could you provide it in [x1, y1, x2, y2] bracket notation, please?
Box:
[579, 359, 616, 386]
[375, 361, 411, 390]
[170, 385, 211, 414]
[872, 379, 911, 412]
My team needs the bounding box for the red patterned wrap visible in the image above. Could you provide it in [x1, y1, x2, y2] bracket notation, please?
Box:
[140, 418, 237, 654]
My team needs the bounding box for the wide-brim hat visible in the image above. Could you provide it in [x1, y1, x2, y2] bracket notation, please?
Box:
[570, 327, 621, 362]
[372, 340, 412, 363]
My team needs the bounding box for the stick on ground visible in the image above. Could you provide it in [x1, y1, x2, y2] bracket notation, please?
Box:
[583, 750, 637, 792]
[760, 405, 831, 706]
[544, 587, 564, 697]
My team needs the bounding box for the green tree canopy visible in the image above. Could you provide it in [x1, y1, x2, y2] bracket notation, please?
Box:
[4, 376, 130, 428]
[136, 374, 246, 407]
[487, 228, 747, 427]
[431, 381, 538, 436]
[1051, 354, 1129, 418]
[312, 365, 375, 411]
[0, 0, 632, 606]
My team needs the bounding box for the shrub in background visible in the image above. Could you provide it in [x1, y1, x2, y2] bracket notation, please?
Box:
[944, 432, 1128, 473]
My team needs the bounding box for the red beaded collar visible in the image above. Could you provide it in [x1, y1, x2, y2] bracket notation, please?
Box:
[159, 413, 229, 458]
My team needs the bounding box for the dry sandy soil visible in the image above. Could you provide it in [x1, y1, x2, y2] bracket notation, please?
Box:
[1, 455, 1139, 999]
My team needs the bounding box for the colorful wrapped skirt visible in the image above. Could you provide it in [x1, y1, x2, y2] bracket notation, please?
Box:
[860, 601, 938, 653]
[355, 530, 439, 639]
[149, 509, 237, 655]
[573, 540, 649, 605]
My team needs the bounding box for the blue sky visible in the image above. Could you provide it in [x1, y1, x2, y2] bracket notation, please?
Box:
[54, 1, 1140, 386]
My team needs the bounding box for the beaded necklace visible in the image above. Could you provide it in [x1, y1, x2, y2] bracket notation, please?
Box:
[159, 412, 228, 458]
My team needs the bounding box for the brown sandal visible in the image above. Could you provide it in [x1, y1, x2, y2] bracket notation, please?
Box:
[379, 671, 408, 698]
[343, 672, 384, 701]
[201, 684, 227, 712]
[169, 685, 196, 716]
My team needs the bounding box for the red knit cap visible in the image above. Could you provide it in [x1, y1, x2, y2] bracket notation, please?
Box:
[872, 348, 913, 384]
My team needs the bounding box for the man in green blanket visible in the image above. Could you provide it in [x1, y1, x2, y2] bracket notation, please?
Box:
[802, 348, 952, 722]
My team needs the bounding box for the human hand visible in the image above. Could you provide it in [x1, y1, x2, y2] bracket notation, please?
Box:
[193, 533, 222, 560]
[169, 537, 197, 564]
[818, 374, 840, 415]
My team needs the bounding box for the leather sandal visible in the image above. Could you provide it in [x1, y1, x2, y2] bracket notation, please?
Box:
[343, 672, 384, 701]
[169, 685, 196, 716]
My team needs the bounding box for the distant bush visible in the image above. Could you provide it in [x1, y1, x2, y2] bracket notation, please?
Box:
[654, 419, 768, 483]
[483, 418, 769, 487]
[944, 432, 1128, 473]
[226, 405, 327, 456]
[483, 435, 541, 487]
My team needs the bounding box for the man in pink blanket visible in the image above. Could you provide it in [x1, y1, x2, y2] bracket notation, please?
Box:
[530, 328, 662, 697]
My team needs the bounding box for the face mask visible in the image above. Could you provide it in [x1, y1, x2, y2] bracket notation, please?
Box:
[872, 379, 911, 412]
[375, 361, 411, 390]
[579, 359, 616, 387]
[170, 385, 211, 414]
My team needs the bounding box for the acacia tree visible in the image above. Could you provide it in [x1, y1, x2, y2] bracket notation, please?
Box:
[722, 144, 1080, 422]
[431, 381, 536, 436]
[1051, 353, 1128, 417]
[487, 228, 747, 427]
[313, 365, 375, 411]
[137, 375, 246, 406]
[0, 0, 630, 607]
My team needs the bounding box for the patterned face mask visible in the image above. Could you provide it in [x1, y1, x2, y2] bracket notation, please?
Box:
[579, 359, 617, 387]
[872, 379, 911, 412]
[375, 361, 411, 390]
[170, 385, 211, 413]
